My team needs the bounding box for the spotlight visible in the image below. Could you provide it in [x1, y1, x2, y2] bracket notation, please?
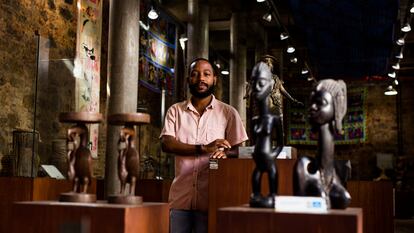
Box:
[290, 57, 298, 63]
[387, 71, 396, 78]
[179, 37, 188, 50]
[394, 79, 399, 86]
[257, 0, 266, 2]
[396, 51, 404, 59]
[221, 70, 230, 75]
[392, 63, 400, 70]
[384, 85, 397, 96]
[401, 23, 411, 32]
[280, 32, 289, 40]
[396, 37, 405, 46]
[148, 7, 158, 20]
[301, 68, 309, 74]
[262, 13, 272, 22]
[410, 4, 414, 13]
[287, 46, 295, 53]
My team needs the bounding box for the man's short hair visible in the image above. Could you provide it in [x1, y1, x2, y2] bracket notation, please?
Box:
[188, 57, 219, 77]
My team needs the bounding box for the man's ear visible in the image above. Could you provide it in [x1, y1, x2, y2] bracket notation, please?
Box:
[213, 75, 217, 85]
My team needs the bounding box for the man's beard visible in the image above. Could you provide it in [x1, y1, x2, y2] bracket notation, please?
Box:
[189, 83, 216, 98]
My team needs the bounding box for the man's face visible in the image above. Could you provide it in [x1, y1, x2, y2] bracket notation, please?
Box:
[309, 90, 334, 126]
[188, 60, 217, 98]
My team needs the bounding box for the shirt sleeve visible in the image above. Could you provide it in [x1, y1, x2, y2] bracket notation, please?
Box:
[160, 105, 177, 138]
[225, 107, 249, 146]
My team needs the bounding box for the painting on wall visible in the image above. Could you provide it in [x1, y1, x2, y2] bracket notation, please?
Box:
[74, 0, 103, 158]
[287, 86, 367, 145]
[139, 0, 176, 96]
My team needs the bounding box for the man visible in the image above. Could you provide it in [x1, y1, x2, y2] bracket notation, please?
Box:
[160, 58, 248, 233]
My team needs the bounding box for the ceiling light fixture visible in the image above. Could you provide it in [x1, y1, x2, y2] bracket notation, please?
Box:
[179, 37, 188, 50]
[410, 4, 414, 13]
[257, 0, 266, 2]
[401, 23, 411, 32]
[290, 57, 298, 63]
[396, 51, 404, 59]
[280, 32, 289, 40]
[262, 13, 272, 22]
[287, 46, 295, 53]
[397, 37, 405, 46]
[301, 68, 309, 74]
[392, 63, 400, 70]
[148, 7, 159, 20]
[394, 79, 399, 86]
[388, 71, 396, 78]
[384, 85, 398, 96]
[221, 70, 230, 75]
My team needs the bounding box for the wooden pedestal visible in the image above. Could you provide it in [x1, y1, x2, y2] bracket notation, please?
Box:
[0, 177, 97, 233]
[208, 158, 296, 233]
[217, 206, 363, 233]
[11, 201, 169, 233]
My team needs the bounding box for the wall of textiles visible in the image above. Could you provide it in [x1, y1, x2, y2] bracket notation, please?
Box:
[287, 86, 367, 145]
[139, 1, 176, 96]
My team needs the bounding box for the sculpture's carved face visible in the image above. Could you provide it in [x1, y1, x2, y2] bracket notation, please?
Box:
[252, 75, 273, 101]
[309, 90, 334, 126]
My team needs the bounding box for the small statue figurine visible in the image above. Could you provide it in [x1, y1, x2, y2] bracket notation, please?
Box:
[293, 79, 351, 209]
[261, 55, 303, 117]
[249, 61, 284, 208]
[67, 124, 93, 193]
[118, 126, 140, 195]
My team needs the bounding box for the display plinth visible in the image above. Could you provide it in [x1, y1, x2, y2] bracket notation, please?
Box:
[217, 206, 363, 233]
[11, 201, 169, 233]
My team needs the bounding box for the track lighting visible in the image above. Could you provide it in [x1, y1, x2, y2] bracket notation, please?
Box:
[392, 63, 400, 70]
[290, 57, 298, 63]
[287, 46, 295, 53]
[396, 37, 405, 46]
[280, 32, 289, 40]
[401, 23, 411, 32]
[301, 68, 309, 74]
[387, 71, 396, 78]
[221, 70, 229, 75]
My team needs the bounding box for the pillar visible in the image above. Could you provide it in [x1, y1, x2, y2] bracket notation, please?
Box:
[187, 0, 209, 63]
[230, 12, 247, 126]
[105, 0, 140, 197]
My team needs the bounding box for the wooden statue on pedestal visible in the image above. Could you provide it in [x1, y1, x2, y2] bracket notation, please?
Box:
[293, 79, 351, 209]
[59, 112, 103, 203]
[249, 62, 284, 208]
[107, 113, 150, 204]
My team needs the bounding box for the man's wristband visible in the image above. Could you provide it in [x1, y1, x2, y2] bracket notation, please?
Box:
[195, 144, 203, 155]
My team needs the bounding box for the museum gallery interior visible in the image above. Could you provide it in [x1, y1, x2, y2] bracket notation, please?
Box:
[1, 0, 414, 232]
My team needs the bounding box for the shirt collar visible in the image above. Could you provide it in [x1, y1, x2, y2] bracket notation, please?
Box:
[186, 95, 216, 112]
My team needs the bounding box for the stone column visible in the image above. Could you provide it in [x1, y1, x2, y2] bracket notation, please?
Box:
[187, 0, 209, 63]
[230, 12, 247, 126]
[105, 0, 140, 197]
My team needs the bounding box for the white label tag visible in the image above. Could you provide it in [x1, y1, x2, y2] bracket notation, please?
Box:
[275, 196, 327, 213]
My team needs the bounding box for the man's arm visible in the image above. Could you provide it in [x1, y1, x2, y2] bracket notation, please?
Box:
[161, 135, 231, 156]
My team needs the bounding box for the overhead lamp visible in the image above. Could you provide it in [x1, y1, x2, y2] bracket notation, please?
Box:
[221, 70, 230, 75]
[262, 13, 272, 22]
[290, 57, 298, 63]
[410, 4, 414, 13]
[301, 68, 309, 74]
[214, 62, 221, 69]
[392, 63, 400, 70]
[396, 51, 404, 59]
[287, 46, 295, 53]
[401, 23, 411, 32]
[280, 32, 289, 40]
[139, 20, 149, 31]
[179, 37, 188, 50]
[148, 7, 159, 20]
[396, 37, 405, 46]
[394, 79, 399, 86]
[387, 71, 396, 78]
[257, 0, 266, 2]
[307, 76, 315, 82]
[384, 85, 397, 96]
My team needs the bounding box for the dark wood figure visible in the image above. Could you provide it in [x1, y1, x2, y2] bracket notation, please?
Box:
[59, 112, 102, 203]
[67, 124, 92, 193]
[107, 113, 150, 204]
[118, 126, 139, 195]
[249, 62, 284, 208]
[293, 79, 351, 209]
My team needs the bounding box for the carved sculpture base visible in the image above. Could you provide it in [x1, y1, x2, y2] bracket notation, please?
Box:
[107, 195, 143, 205]
[249, 195, 275, 208]
[59, 192, 97, 203]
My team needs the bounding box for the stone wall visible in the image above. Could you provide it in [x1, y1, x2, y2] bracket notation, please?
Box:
[0, 0, 77, 175]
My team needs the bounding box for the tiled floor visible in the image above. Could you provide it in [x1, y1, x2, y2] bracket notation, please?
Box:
[395, 219, 414, 233]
